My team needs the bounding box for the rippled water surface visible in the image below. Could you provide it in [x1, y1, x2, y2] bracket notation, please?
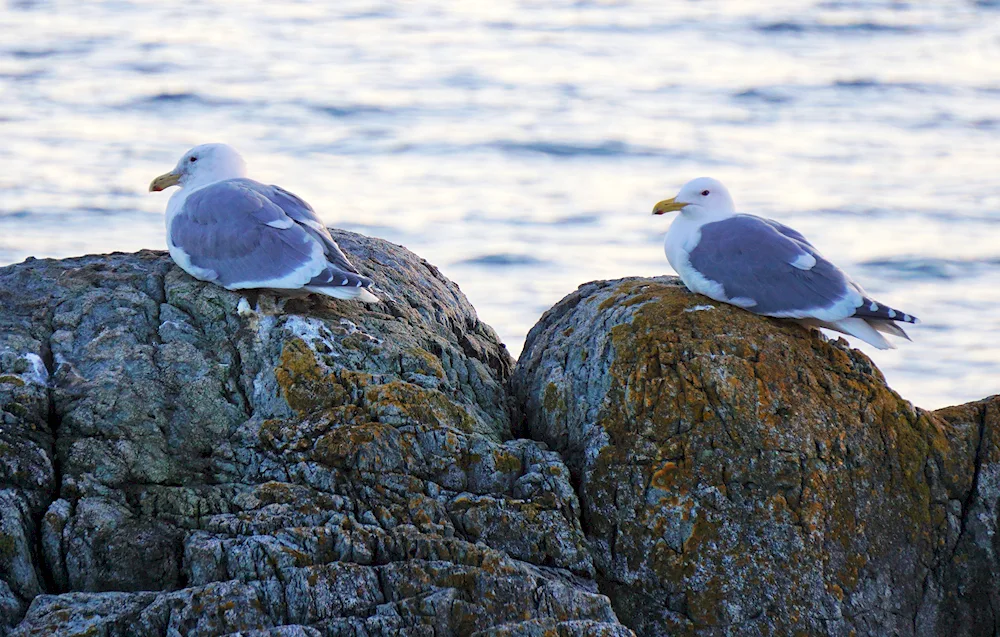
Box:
[3, 1, 1000, 409]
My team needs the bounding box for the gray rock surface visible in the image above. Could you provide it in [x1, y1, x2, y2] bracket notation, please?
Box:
[0, 232, 631, 636]
[6, 243, 997, 637]
[513, 276, 1000, 636]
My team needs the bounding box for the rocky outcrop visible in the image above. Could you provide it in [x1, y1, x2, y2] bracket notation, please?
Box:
[0, 233, 631, 636]
[513, 276, 999, 636]
[4, 244, 997, 637]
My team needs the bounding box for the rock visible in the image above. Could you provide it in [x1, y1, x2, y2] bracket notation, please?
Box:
[0, 232, 630, 636]
[8, 243, 994, 637]
[513, 276, 1000, 636]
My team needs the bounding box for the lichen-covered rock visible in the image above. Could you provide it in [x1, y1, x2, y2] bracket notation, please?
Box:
[0, 233, 630, 636]
[513, 276, 1000, 637]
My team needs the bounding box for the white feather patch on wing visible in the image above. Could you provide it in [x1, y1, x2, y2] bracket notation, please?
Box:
[789, 253, 817, 270]
[729, 296, 758, 308]
[300, 218, 328, 233]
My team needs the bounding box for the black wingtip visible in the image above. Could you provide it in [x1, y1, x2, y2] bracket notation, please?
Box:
[854, 297, 919, 325]
[307, 269, 374, 290]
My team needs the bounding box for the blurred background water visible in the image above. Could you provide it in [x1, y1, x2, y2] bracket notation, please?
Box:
[2, 0, 999, 409]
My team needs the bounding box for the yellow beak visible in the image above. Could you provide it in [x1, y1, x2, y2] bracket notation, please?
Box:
[149, 171, 182, 192]
[652, 197, 686, 215]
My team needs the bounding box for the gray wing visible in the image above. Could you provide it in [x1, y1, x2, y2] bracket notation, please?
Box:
[755, 216, 917, 324]
[688, 215, 862, 319]
[760, 217, 815, 250]
[170, 180, 371, 291]
[255, 181, 363, 276]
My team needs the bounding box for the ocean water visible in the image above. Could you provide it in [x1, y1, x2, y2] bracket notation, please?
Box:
[2, 0, 999, 410]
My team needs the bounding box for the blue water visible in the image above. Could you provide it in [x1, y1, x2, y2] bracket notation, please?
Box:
[3, 1, 999, 409]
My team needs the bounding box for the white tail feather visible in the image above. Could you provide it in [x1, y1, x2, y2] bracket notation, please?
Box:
[870, 319, 911, 340]
[356, 288, 381, 303]
[304, 285, 381, 303]
[813, 317, 895, 350]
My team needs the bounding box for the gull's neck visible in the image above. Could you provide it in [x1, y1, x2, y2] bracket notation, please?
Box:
[681, 205, 735, 225]
[185, 165, 246, 192]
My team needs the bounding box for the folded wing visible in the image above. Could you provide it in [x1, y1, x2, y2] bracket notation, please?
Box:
[688, 214, 863, 321]
[169, 179, 375, 297]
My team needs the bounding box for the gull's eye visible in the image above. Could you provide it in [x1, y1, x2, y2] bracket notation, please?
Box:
[189, 156, 197, 163]
[700, 190, 710, 196]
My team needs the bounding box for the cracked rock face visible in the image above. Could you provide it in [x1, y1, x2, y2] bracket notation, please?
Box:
[513, 276, 1000, 637]
[0, 232, 630, 636]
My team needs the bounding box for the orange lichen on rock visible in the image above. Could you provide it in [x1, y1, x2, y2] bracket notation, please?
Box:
[275, 336, 347, 413]
[514, 275, 1000, 636]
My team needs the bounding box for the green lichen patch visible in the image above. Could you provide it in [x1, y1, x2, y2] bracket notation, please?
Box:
[0, 375, 25, 387]
[404, 347, 446, 379]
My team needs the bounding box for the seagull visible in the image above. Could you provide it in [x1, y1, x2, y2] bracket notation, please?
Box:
[652, 177, 917, 349]
[149, 143, 379, 303]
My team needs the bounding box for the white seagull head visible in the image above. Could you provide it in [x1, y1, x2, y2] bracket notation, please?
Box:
[149, 143, 248, 192]
[652, 177, 736, 220]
